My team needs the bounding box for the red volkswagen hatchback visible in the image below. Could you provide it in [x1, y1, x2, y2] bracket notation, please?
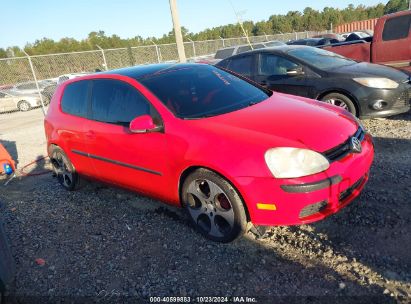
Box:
[44, 63, 374, 242]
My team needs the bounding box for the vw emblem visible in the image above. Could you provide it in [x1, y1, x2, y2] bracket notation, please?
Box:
[350, 137, 362, 153]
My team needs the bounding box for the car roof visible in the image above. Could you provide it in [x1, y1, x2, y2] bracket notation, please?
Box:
[221, 45, 309, 58]
[100, 63, 209, 80]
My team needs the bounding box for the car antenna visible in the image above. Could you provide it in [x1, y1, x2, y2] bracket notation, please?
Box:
[228, 0, 253, 50]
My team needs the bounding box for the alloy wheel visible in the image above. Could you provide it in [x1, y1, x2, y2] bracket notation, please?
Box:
[185, 179, 235, 238]
[52, 152, 74, 188]
[323, 98, 349, 110]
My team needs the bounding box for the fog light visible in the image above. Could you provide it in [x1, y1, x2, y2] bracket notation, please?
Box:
[372, 100, 387, 110]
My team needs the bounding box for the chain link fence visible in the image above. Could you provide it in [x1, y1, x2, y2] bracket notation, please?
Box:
[0, 30, 328, 115]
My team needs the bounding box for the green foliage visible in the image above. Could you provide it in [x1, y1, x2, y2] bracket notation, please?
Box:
[384, 0, 409, 14]
[2, 2, 407, 57]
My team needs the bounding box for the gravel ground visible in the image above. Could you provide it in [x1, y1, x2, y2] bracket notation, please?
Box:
[0, 108, 410, 303]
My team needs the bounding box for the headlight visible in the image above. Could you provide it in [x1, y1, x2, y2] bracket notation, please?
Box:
[265, 147, 329, 179]
[353, 77, 399, 89]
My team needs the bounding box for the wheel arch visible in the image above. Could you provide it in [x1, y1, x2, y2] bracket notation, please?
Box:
[178, 165, 251, 221]
[316, 89, 361, 117]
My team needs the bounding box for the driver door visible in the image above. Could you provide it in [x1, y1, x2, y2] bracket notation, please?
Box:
[254, 53, 310, 97]
[84, 79, 168, 197]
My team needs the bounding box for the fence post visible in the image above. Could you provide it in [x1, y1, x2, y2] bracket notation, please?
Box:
[295, 32, 298, 40]
[96, 45, 108, 70]
[306, 31, 309, 38]
[219, 36, 225, 48]
[22, 50, 46, 116]
[187, 37, 196, 58]
[263, 32, 268, 41]
[150, 40, 161, 63]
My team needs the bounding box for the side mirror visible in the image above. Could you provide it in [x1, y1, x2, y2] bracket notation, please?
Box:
[129, 115, 163, 134]
[286, 67, 304, 76]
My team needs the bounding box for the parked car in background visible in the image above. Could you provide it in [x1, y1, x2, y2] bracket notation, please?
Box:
[214, 41, 285, 60]
[323, 10, 411, 73]
[341, 31, 372, 41]
[313, 33, 345, 41]
[287, 37, 340, 46]
[57, 72, 90, 85]
[0, 91, 42, 112]
[42, 72, 91, 104]
[7, 79, 54, 96]
[216, 46, 411, 118]
[45, 63, 374, 242]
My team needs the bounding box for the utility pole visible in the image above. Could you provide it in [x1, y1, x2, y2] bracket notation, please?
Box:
[169, 0, 186, 63]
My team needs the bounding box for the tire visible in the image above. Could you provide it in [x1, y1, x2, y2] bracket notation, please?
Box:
[50, 146, 81, 191]
[17, 101, 31, 112]
[320, 93, 357, 116]
[182, 169, 248, 242]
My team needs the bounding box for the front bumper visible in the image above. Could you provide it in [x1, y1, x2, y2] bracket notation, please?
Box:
[235, 133, 374, 226]
[358, 83, 410, 118]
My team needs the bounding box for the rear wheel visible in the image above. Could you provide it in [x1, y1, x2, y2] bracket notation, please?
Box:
[17, 101, 31, 112]
[50, 146, 81, 191]
[182, 169, 248, 242]
[320, 93, 357, 116]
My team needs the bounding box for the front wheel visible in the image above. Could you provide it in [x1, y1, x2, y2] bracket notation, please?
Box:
[17, 101, 31, 112]
[182, 169, 248, 242]
[320, 93, 357, 116]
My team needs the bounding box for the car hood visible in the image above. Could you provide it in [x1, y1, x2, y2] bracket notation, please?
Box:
[331, 62, 410, 83]
[196, 93, 358, 153]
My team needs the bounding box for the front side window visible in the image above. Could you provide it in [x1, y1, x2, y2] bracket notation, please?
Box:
[61, 80, 90, 117]
[138, 65, 270, 119]
[226, 55, 253, 77]
[258, 54, 299, 76]
[382, 15, 411, 41]
[91, 79, 151, 125]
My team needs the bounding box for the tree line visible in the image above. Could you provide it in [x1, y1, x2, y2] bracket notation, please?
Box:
[0, 0, 408, 58]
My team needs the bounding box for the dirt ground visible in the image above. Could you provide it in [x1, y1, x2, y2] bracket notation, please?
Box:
[0, 108, 410, 303]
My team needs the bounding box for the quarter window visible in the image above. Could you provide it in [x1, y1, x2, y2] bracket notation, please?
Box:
[226, 55, 253, 77]
[61, 80, 90, 118]
[382, 15, 411, 41]
[91, 79, 151, 125]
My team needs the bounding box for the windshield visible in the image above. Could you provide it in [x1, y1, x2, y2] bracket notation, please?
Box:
[288, 47, 356, 69]
[138, 65, 271, 119]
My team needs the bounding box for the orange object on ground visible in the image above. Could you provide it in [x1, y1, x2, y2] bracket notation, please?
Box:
[0, 143, 15, 174]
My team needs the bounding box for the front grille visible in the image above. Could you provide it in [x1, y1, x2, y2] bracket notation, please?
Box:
[299, 200, 327, 218]
[339, 176, 364, 202]
[393, 89, 411, 109]
[324, 127, 365, 162]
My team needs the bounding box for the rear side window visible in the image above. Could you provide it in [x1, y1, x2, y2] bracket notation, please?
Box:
[91, 79, 151, 126]
[61, 81, 90, 118]
[226, 55, 253, 77]
[215, 48, 235, 59]
[382, 15, 411, 41]
[236, 45, 252, 54]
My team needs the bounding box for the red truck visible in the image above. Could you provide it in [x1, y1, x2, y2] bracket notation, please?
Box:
[324, 10, 411, 74]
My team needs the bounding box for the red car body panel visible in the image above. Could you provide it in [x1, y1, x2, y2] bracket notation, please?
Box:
[45, 69, 374, 226]
[324, 11, 411, 73]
